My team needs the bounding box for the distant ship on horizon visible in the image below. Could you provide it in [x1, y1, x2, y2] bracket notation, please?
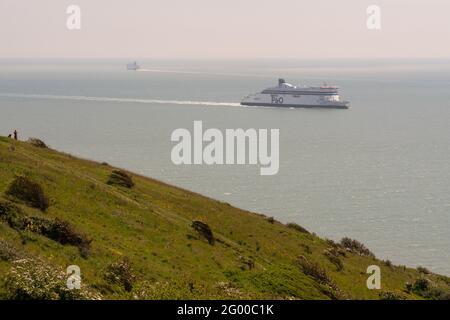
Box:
[126, 61, 141, 71]
[241, 79, 349, 109]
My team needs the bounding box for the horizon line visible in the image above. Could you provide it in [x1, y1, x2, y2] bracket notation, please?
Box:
[1, 57, 450, 61]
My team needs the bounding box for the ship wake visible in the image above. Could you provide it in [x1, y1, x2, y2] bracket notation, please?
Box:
[0, 93, 241, 107]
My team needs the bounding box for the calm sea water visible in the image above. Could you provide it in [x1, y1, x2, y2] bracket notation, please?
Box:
[1, 59, 449, 275]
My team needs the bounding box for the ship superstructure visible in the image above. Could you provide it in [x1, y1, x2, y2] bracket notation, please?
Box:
[126, 61, 141, 71]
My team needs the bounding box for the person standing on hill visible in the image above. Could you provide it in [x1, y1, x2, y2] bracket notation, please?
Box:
[13, 130, 18, 140]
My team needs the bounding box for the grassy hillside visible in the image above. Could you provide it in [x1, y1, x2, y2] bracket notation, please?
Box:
[0, 136, 449, 300]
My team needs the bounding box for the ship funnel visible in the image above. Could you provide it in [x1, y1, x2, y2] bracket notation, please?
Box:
[278, 78, 286, 86]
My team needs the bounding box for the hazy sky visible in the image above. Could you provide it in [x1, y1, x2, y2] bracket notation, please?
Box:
[1, 0, 450, 59]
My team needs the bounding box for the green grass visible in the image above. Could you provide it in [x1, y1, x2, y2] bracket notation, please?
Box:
[0, 136, 449, 300]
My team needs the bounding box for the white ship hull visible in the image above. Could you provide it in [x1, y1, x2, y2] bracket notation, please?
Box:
[241, 93, 348, 109]
[241, 79, 349, 109]
[126, 62, 140, 71]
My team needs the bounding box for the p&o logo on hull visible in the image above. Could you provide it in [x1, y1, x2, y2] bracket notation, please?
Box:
[271, 95, 284, 105]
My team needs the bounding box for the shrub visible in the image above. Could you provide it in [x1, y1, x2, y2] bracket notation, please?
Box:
[336, 248, 347, 257]
[0, 239, 22, 261]
[340, 237, 374, 257]
[405, 282, 413, 292]
[27, 138, 48, 148]
[412, 278, 431, 292]
[325, 238, 339, 248]
[297, 256, 344, 299]
[104, 257, 136, 292]
[4, 259, 100, 300]
[1, 201, 90, 256]
[191, 220, 214, 245]
[0, 200, 25, 229]
[266, 217, 276, 224]
[301, 244, 312, 254]
[6, 176, 49, 211]
[384, 260, 393, 268]
[425, 287, 450, 300]
[286, 222, 310, 234]
[239, 255, 255, 270]
[324, 240, 346, 257]
[107, 170, 134, 188]
[379, 290, 406, 300]
[408, 278, 450, 300]
[22, 216, 91, 257]
[417, 266, 431, 274]
[297, 256, 332, 286]
[323, 248, 344, 272]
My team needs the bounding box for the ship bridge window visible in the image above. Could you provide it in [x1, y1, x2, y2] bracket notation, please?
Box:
[324, 95, 340, 102]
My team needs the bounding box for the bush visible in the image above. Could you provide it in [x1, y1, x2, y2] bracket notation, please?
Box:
[340, 237, 374, 257]
[297, 256, 345, 299]
[405, 282, 413, 292]
[191, 220, 214, 245]
[297, 256, 330, 284]
[0, 200, 90, 256]
[408, 278, 450, 300]
[104, 257, 136, 292]
[286, 222, 310, 234]
[417, 266, 431, 274]
[0, 200, 25, 230]
[107, 170, 134, 188]
[412, 278, 431, 292]
[6, 176, 49, 211]
[239, 255, 255, 270]
[0, 239, 22, 261]
[384, 260, 393, 268]
[4, 259, 101, 300]
[27, 138, 48, 148]
[301, 244, 312, 254]
[379, 290, 406, 300]
[323, 248, 344, 272]
[425, 287, 450, 300]
[325, 238, 339, 248]
[22, 216, 91, 257]
[266, 217, 276, 224]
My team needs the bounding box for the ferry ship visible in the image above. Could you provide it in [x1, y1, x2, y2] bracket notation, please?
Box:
[126, 61, 141, 71]
[241, 79, 349, 109]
